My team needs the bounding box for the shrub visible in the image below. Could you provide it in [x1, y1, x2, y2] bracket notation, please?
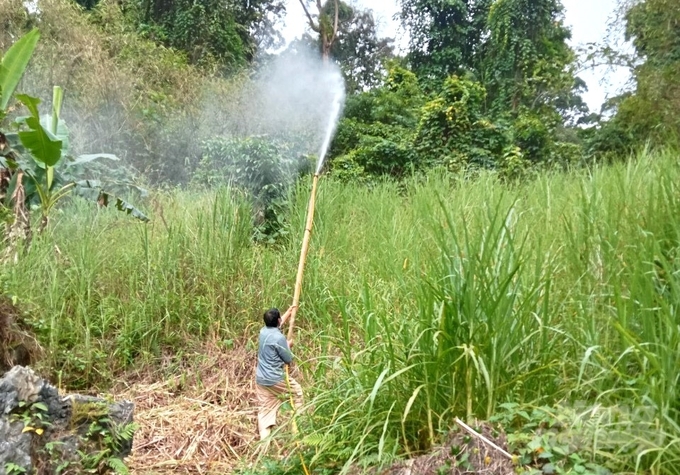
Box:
[512, 114, 551, 163]
[416, 76, 510, 169]
[193, 136, 310, 240]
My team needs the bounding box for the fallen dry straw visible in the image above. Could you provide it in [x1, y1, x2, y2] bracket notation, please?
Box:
[120, 343, 262, 474]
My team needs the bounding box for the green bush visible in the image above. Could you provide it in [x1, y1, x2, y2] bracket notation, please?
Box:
[512, 114, 551, 163]
[193, 136, 310, 240]
[416, 76, 509, 169]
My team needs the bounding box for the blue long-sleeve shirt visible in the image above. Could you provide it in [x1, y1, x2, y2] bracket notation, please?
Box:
[256, 326, 293, 386]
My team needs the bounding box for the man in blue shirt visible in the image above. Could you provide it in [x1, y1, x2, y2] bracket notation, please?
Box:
[255, 306, 303, 439]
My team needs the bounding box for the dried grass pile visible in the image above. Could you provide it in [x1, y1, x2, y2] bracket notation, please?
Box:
[121, 342, 262, 474]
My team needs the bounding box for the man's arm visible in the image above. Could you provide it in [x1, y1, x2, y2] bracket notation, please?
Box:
[280, 305, 297, 326]
[275, 335, 294, 364]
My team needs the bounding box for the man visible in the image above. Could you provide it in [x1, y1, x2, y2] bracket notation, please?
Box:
[255, 306, 304, 440]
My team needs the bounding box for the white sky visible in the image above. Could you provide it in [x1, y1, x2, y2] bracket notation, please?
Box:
[281, 0, 633, 112]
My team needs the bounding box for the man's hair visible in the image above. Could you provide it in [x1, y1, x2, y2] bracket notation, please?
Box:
[263, 308, 281, 327]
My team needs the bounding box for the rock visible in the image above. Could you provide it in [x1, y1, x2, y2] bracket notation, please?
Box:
[0, 366, 135, 475]
[0, 418, 32, 473]
[0, 366, 42, 415]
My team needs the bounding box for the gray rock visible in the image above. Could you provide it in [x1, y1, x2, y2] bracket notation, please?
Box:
[0, 418, 32, 475]
[0, 366, 135, 475]
[0, 366, 42, 414]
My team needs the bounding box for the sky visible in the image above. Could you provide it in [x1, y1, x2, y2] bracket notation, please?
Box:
[280, 0, 633, 112]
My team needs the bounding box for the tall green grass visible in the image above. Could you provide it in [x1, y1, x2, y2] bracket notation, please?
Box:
[3, 150, 680, 473]
[298, 152, 680, 473]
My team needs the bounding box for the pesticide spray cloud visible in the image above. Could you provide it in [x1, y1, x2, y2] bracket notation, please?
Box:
[224, 45, 346, 173]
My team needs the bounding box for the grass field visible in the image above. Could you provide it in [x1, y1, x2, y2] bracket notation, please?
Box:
[4, 149, 680, 474]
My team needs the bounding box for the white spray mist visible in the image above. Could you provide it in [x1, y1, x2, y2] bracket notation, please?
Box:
[316, 86, 345, 174]
[203, 45, 345, 177]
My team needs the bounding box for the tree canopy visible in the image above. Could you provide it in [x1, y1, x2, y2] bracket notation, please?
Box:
[7, 0, 675, 184]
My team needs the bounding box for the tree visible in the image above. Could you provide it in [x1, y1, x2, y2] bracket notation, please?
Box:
[484, 0, 577, 119]
[330, 9, 393, 93]
[118, 0, 285, 67]
[298, 0, 345, 61]
[399, 0, 493, 83]
[230, 0, 286, 51]
[581, 0, 680, 157]
[295, 5, 393, 92]
[121, 0, 246, 68]
[617, 0, 680, 141]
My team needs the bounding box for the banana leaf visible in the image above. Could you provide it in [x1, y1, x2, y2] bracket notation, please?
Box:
[15, 95, 62, 167]
[0, 29, 40, 111]
[75, 179, 149, 222]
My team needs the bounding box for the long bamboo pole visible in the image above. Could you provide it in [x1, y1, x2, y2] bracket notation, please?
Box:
[287, 173, 320, 341]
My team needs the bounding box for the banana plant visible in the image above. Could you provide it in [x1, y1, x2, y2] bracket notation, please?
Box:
[14, 90, 70, 231]
[0, 28, 148, 253]
[6, 88, 149, 230]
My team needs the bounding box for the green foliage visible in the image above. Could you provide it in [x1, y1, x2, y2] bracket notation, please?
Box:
[4, 149, 680, 473]
[289, 150, 679, 474]
[16, 94, 63, 168]
[28, 399, 139, 474]
[193, 136, 309, 240]
[370, 0, 590, 178]
[492, 404, 611, 475]
[332, 120, 416, 177]
[331, 9, 393, 93]
[329, 66, 424, 177]
[331, 69, 583, 178]
[78, 415, 137, 474]
[399, 0, 493, 84]
[512, 114, 551, 163]
[598, 0, 680, 150]
[155, 0, 247, 69]
[485, 0, 576, 118]
[194, 137, 305, 198]
[3, 463, 27, 475]
[120, 0, 285, 69]
[0, 31, 147, 245]
[231, 0, 286, 51]
[294, 4, 394, 94]
[10, 400, 51, 435]
[1, 0, 269, 185]
[0, 28, 40, 113]
[1, 89, 148, 232]
[415, 76, 508, 170]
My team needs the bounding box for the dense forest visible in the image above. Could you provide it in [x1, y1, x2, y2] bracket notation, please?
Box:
[1, 0, 680, 474]
[1, 0, 677, 189]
